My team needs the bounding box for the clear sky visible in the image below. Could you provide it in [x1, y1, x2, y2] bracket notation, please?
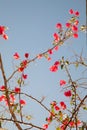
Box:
[0, 0, 87, 130]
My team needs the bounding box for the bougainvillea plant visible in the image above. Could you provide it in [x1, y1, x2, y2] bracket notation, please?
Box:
[0, 9, 87, 130]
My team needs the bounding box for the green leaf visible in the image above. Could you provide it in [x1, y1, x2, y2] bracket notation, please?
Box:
[80, 25, 87, 32]
[56, 127, 61, 130]
[17, 109, 21, 113]
[69, 16, 77, 23]
[25, 115, 32, 120]
[61, 64, 64, 69]
[79, 126, 85, 130]
[65, 60, 69, 65]
[83, 106, 87, 110]
[51, 106, 55, 115]
[75, 62, 79, 68]
[43, 53, 49, 59]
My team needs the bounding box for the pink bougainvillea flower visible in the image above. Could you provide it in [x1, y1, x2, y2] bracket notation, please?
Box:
[49, 65, 58, 72]
[65, 23, 71, 28]
[53, 33, 59, 41]
[22, 74, 28, 79]
[74, 20, 79, 26]
[37, 54, 43, 59]
[69, 9, 74, 15]
[14, 87, 20, 93]
[43, 124, 48, 130]
[69, 121, 75, 127]
[60, 80, 66, 86]
[60, 101, 66, 110]
[3, 34, 8, 40]
[20, 99, 26, 105]
[46, 116, 52, 124]
[47, 57, 51, 61]
[0, 85, 6, 91]
[13, 52, 20, 59]
[56, 23, 62, 29]
[72, 25, 78, 32]
[50, 101, 57, 106]
[64, 90, 72, 97]
[75, 11, 80, 16]
[77, 120, 83, 126]
[60, 125, 66, 130]
[73, 33, 78, 38]
[9, 94, 15, 103]
[54, 46, 59, 51]
[25, 53, 29, 58]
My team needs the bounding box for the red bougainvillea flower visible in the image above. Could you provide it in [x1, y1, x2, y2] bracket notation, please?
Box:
[3, 34, 8, 40]
[53, 33, 59, 41]
[22, 74, 28, 79]
[73, 33, 78, 38]
[54, 105, 60, 111]
[65, 23, 71, 28]
[0, 26, 8, 40]
[60, 80, 66, 86]
[25, 53, 29, 58]
[0, 95, 6, 102]
[75, 11, 80, 16]
[54, 61, 60, 66]
[56, 23, 62, 29]
[72, 25, 78, 32]
[64, 90, 72, 97]
[69, 9, 74, 15]
[21, 60, 28, 68]
[18, 60, 28, 72]
[43, 124, 48, 130]
[0, 85, 6, 91]
[49, 65, 58, 72]
[18, 67, 24, 72]
[0, 26, 5, 35]
[14, 87, 20, 93]
[60, 101, 66, 110]
[13, 52, 20, 59]
[20, 99, 26, 105]
[48, 49, 53, 55]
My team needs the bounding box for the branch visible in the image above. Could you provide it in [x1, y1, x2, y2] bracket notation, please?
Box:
[64, 95, 87, 129]
[0, 117, 44, 130]
[0, 54, 22, 130]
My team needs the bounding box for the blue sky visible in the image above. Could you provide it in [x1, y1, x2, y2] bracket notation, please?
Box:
[0, 0, 87, 130]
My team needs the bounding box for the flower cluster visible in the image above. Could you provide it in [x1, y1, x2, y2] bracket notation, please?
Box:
[43, 101, 67, 129]
[50, 61, 60, 72]
[13, 52, 29, 72]
[53, 9, 80, 47]
[0, 85, 26, 107]
[45, 9, 82, 130]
